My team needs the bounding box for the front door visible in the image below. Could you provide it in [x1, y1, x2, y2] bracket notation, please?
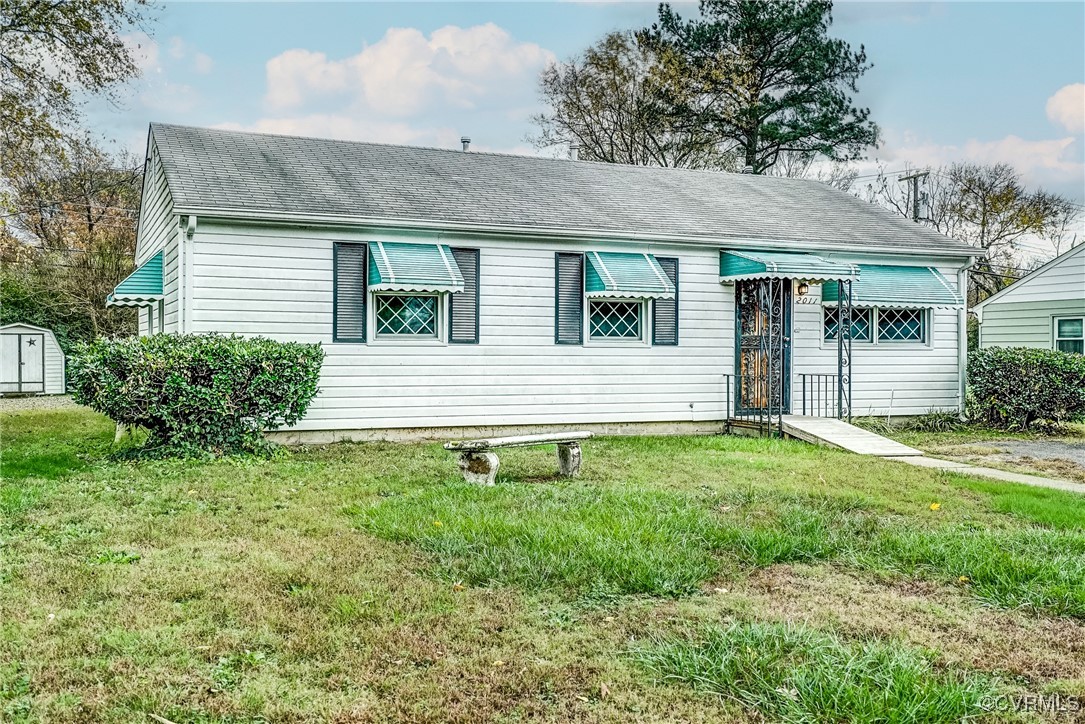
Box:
[734, 279, 791, 415]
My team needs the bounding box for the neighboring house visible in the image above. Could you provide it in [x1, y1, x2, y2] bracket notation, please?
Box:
[0, 323, 66, 395]
[113, 123, 977, 439]
[974, 244, 1085, 354]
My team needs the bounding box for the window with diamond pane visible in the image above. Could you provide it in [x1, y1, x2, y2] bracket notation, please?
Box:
[375, 295, 438, 336]
[878, 308, 925, 342]
[823, 307, 872, 341]
[589, 300, 641, 339]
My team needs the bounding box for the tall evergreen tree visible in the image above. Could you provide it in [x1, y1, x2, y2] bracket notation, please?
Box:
[642, 0, 879, 173]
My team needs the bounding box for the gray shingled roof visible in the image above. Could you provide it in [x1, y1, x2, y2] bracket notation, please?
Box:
[150, 123, 974, 256]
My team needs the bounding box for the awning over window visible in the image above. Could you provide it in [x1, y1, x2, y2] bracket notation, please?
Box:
[367, 241, 464, 293]
[585, 251, 675, 299]
[106, 251, 163, 307]
[822, 265, 963, 308]
[719, 249, 858, 282]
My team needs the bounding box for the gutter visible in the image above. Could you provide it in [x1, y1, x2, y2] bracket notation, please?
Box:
[171, 205, 978, 261]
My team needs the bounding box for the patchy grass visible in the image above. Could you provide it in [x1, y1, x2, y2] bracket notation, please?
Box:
[954, 478, 1085, 530]
[2, 407, 1084, 721]
[357, 483, 723, 597]
[634, 621, 998, 723]
[362, 484, 1085, 617]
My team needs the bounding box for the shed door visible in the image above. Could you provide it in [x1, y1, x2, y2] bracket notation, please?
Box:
[0, 334, 45, 393]
[0, 335, 19, 392]
[21, 335, 45, 391]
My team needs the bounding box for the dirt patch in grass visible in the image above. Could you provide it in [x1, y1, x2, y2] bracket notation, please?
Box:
[927, 442, 1085, 484]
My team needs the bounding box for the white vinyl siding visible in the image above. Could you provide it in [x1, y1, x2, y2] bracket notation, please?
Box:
[793, 260, 964, 417]
[979, 246, 1084, 306]
[188, 221, 732, 430]
[184, 220, 968, 430]
[976, 248, 1085, 351]
[979, 300, 1085, 349]
[134, 140, 181, 334]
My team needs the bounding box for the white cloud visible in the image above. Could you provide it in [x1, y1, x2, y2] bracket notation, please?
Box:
[162, 35, 215, 75]
[193, 52, 214, 75]
[123, 32, 160, 74]
[141, 83, 200, 114]
[263, 23, 555, 117]
[1046, 83, 1085, 135]
[168, 36, 186, 60]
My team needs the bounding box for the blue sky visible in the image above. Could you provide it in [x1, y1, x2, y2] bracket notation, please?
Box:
[88, 1, 1084, 216]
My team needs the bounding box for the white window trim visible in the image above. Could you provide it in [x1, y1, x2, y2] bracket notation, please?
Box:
[585, 297, 651, 346]
[368, 291, 448, 345]
[820, 306, 931, 349]
[1053, 315, 1084, 353]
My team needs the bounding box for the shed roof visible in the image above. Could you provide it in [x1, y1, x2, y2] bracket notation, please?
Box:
[149, 123, 975, 257]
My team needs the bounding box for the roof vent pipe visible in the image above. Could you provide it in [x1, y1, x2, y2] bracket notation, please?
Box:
[569, 140, 580, 161]
[460, 136, 471, 152]
[741, 164, 754, 174]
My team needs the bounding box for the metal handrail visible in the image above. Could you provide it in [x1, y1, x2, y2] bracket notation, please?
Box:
[797, 373, 839, 418]
[725, 372, 843, 427]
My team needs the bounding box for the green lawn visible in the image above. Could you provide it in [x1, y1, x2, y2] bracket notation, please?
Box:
[3, 408, 1085, 722]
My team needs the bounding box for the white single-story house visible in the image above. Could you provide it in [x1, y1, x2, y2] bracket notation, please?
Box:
[115, 123, 977, 440]
[0, 323, 66, 395]
[974, 244, 1085, 354]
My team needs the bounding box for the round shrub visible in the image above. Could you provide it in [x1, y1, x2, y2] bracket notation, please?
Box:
[967, 347, 1085, 429]
[69, 333, 324, 456]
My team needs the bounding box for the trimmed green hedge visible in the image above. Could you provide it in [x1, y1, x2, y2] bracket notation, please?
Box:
[967, 347, 1085, 429]
[69, 334, 324, 456]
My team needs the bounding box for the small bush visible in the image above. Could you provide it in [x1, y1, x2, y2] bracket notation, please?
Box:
[967, 347, 1085, 429]
[68, 333, 323, 457]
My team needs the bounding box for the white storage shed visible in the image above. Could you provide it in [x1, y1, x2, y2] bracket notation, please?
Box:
[0, 323, 66, 395]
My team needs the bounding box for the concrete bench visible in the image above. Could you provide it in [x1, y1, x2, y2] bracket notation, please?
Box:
[443, 431, 593, 485]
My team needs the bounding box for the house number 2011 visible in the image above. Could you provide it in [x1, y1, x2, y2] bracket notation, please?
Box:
[795, 296, 819, 305]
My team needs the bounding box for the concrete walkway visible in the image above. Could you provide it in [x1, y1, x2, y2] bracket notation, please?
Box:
[886, 455, 1085, 494]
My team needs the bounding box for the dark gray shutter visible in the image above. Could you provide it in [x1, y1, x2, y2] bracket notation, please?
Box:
[333, 242, 367, 342]
[449, 248, 480, 344]
[555, 252, 584, 345]
[652, 257, 679, 345]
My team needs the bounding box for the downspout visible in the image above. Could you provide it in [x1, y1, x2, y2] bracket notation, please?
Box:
[176, 217, 186, 333]
[957, 266, 969, 419]
[186, 216, 197, 332]
[177, 215, 197, 333]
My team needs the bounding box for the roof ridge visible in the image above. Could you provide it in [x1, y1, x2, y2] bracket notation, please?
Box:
[148, 121, 847, 183]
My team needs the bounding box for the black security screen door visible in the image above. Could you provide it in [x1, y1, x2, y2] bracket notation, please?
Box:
[735, 279, 791, 426]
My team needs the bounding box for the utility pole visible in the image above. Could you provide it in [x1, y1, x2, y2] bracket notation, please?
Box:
[898, 170, 929, 222]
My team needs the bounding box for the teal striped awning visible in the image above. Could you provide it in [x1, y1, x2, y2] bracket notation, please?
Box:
[106, 251, 163, 307]
[585, 251, 675, 299]
[823, 265, 963, 308]
[367, 241, 464, 293]
[720, 249, 859, 282]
